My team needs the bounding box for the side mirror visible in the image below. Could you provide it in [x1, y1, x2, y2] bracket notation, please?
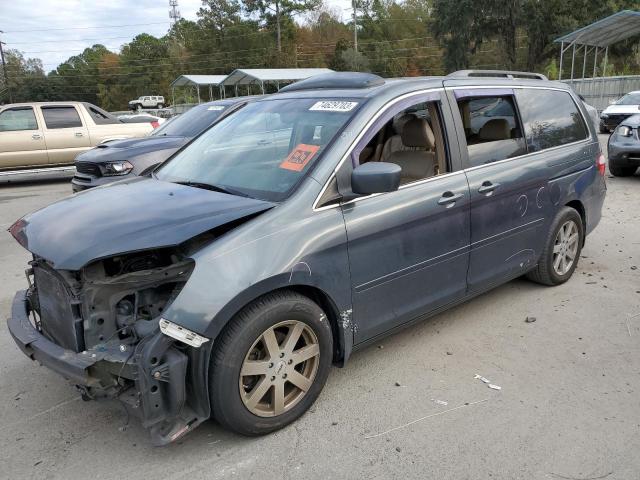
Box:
[351, 162, 401, 195]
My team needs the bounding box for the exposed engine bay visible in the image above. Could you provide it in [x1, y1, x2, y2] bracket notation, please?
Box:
[25, 245, 212, 445]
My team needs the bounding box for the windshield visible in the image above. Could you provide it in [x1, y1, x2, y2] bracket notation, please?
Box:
[152, 103, 232, 137]
[155, 98, 360, 202]
[615, 93, 640, 106]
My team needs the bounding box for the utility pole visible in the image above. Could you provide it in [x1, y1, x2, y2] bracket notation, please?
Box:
[169, 0, 181, 27]
[352, 0, 358, 53]
[0, 31, 12, 104]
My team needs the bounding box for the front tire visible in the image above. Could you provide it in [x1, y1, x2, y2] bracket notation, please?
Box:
[527, 207, 583, 286]
[209, 291, 333, 436]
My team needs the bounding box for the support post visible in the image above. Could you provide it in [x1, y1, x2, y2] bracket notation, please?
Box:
[582, 45, 588, 79]
[261, 81, 265, 94]
[559, 41, 564, 80]
[593, 46, 598, 78]
[600, 46, 609, 107]
[209, 85, 212, 101]
[570, 42, 576, 81]
[197, 85, 201, 103]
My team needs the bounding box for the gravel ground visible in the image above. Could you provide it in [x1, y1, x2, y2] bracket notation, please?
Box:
[0, 135, 638, 480]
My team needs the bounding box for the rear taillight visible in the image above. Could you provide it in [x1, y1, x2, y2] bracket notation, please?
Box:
[151, 121, 160, 129]
[596, 152, 606, 176]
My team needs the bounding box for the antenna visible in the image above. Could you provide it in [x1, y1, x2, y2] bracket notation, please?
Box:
[169, 0, 181, 27]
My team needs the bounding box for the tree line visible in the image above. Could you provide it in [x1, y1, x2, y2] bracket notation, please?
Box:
[1, 0, 639, 110]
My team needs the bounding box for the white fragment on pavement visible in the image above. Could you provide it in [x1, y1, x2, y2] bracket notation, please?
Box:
[431, 399, 448, 406]
[474, 374, 490, 384]
[488, 384, 502, 390]
[364, 398, 489, 439]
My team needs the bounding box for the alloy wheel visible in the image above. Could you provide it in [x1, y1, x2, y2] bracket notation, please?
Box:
[239, 320, 320, 417]
[552, 220, 579, 276]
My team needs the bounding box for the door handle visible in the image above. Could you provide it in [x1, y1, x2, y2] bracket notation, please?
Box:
[256, 139, 271, 146]
[438, 191, 464, 207]
[32, 133, 42, 140]
[74, 132, 84, 137]
[478, 181, 500, 195]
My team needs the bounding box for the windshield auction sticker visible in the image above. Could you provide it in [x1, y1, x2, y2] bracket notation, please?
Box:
[309, 101, 358, 112]
[280, 144, 321, 172]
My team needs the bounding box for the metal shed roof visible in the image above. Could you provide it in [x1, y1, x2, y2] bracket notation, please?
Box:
[170, 75, 228, 88]
[554, 10, 640, 47]
[220, 68, 334, 86]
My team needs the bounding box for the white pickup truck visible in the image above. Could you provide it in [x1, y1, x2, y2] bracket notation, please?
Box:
[128, 96, 166, 110]
[0, 101, 153, 178]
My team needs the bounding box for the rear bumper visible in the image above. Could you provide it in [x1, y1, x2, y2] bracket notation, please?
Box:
[7, 290, 98, 385]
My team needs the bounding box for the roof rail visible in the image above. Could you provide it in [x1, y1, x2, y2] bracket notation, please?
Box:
[447, 70, 548, 81]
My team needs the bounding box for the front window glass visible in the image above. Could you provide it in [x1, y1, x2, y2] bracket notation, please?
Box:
[152, 103, 230, 137]
[0, 107, 38, 132]
[155, 98, 360, 201]
[615, 93, 640, 105]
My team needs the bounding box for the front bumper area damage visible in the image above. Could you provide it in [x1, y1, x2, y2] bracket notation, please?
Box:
[7, 253, 212, 446]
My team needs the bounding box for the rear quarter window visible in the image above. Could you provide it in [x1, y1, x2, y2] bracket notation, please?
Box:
[515, 89, 588, 152]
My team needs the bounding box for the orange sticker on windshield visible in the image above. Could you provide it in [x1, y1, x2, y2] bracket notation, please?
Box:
[280, 144, 320, 172]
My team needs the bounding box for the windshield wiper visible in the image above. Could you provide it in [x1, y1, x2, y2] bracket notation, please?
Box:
[175, 181, 250, 198]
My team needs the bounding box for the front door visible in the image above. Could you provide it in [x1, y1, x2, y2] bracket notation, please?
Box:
[339, 91, 471, 343]
[38, 105, 91, 165]
[0, 106, 49, 169]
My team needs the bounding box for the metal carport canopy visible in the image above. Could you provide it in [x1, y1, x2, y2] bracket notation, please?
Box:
[554, 10, 640, 81]
[170, 75, 228, 88]
[221, 68, 334, 88]
[554, 10, 640, 47]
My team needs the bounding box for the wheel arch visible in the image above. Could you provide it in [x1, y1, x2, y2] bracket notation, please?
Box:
[564, 199, 586, 245]
[207, 276, 350, 367]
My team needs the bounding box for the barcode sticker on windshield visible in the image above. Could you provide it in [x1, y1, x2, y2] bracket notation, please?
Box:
[309, 101, 358, 112]
[280, 144, 320, 172]
[207, 106, 225, 111]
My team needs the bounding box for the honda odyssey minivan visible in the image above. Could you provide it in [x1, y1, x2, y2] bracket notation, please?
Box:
[7, 71, 606, 445]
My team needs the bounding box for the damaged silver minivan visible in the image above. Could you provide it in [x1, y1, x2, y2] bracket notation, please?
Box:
[7, 72, 606, 444]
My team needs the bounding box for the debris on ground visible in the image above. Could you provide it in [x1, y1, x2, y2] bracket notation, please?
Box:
[475, 374, 502, 391]
[474, 374, 490, 384]
[431, 399, 448, 406]
[395, 381, 402, 387]
[446, 351, 453, 355]
[488, 384, 502, 390]
[525, 316, 536, 323]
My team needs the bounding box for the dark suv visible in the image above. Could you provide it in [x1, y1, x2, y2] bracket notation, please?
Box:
[71, 97, 251, 191]
[7, 71, 606, 445]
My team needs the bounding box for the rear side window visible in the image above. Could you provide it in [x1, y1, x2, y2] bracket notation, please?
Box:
[457, 95, 527, 167]
[85, 104, 119, 125]
[0, 107, 38, 132]
[515, 89, 588, 152]
[41, 106, 83, 129]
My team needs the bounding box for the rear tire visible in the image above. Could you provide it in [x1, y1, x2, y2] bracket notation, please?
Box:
[609, 162, 636, 177]
[527, 207, 583, 286]
[209, 291, 333, 436]
[156, 103, 164, 109]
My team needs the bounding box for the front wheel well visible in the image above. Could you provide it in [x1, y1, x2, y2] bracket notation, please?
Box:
[285, 285, 344, 366]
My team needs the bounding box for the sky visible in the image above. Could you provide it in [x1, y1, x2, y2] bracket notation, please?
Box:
[1, 0, 352, 71]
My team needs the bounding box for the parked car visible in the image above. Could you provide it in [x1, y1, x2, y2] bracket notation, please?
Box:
[0, 102, 153, 175]
[116, 113, 166, 128]
[129, 96, 165, 110]
[7, 71, 606, 445]
[607, 113, 640, 176]
[72, 98, 252, 192]
[599, 91, 640, 133]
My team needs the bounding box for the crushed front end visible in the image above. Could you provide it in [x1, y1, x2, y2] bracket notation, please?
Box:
[7, 249, 212, 445]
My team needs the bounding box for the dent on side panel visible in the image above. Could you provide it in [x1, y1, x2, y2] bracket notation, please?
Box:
[162, 202, 353, 350]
